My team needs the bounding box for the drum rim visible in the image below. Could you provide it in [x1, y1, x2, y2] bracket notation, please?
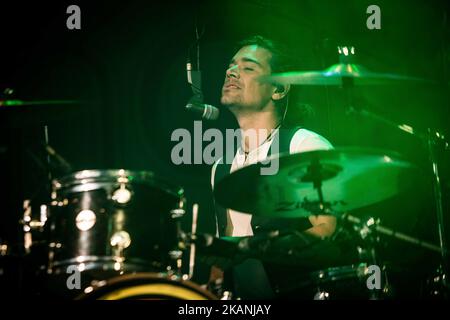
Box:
[75, 272, 218, 300]
[52, 169, 184, 198]
[50, 256, 164, 271]
[307, 263, 369, 283]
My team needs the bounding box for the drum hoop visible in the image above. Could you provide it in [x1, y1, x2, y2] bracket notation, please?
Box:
[50, 256, 163, 271]
[76, 272, 218, 300]
[52, 169, 184, 198]
[309, 263, 369, 282]
[97, 283, 210, 300]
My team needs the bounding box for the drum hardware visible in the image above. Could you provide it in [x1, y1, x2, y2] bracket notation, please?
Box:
[338, 213, 444, 254]
[75, 272, 218, 300]
[20, 199, 48, 254]
[330, 46, 448, 291]
[185, 204, 238, 300]
[335, 214, 386, 299]
[302, 262, 392, 300]
[170, 197, 188, 277]
[0, 243, 8, 256]
[110, 230, 132, 259]
[426, 265, 448, 298]
[111, 184, 132, 205]
[346, 105, 449, 292]
[187, 203, 199, 280]
[220, 290, 234, 300]
[171, 208, 186, 219]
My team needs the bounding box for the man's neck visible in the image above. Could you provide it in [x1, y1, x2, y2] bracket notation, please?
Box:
[233, 109, 282, 153]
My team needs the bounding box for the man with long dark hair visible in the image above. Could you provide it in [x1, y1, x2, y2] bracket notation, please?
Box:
[210, 35, 335, 299]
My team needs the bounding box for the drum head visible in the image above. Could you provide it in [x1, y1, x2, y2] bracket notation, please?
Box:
[76, 273, 218, 300]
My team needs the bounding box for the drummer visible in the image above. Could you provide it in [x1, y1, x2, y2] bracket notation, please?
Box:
[209, 35, 336, 299]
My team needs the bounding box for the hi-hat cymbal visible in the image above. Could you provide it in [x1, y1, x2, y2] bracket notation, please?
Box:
[259, 63, 431, 86]
[214, 148, 418, 218]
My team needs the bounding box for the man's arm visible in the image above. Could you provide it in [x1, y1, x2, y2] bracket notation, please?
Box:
[289, 129, 336, 238]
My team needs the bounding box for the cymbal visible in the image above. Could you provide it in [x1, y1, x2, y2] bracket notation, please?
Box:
[0, 99, 87, 127]
[0, 99, 80, 107]
[259, 63, 430, 86]
[214, 148, 418, 218]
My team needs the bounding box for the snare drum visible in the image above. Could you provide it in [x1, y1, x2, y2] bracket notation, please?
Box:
[45, 169, 186, 275]
[292, 263, 390, 300]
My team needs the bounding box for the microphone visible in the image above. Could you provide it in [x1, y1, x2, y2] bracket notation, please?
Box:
[185, 38, 219, 120]
[186, 60, 193, 85]
[185, 102, 220, 120]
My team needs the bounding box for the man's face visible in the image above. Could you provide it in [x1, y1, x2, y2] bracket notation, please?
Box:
[220, 45, 276, 111]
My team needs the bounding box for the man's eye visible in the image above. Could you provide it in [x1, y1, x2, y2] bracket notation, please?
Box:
[244, 67, 254, 71]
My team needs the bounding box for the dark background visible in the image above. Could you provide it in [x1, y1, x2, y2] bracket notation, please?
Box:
[1, 0, 449, 288]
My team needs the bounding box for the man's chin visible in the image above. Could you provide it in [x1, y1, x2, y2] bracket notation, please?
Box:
[221, 102, 238, 110]
[220, 97, 233, 107]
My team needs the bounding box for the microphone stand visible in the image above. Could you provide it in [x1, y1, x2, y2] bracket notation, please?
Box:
[186, 19, 206, 112]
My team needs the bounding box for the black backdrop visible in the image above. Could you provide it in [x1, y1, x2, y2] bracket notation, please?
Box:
[1, 0, 450, 286]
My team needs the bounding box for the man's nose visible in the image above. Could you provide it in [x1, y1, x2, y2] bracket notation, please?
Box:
[226, 65, 239, 78]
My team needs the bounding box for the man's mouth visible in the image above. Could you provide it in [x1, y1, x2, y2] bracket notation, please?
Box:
[224, 84, 240, 90]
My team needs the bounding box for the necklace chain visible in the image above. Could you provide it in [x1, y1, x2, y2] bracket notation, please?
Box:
[243, 124, 281, 161]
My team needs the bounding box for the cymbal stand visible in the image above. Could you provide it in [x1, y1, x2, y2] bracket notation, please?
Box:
[305, 179, 386, 299]
[347, 106, 449, 294]
[187, 203, 199, 280]
[335, 45, 449, 294]
[343, 212, 400, 299]
[305, 156, 379, 267]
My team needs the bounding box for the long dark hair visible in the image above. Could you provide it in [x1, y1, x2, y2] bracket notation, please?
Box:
[236, 35, 313, 128]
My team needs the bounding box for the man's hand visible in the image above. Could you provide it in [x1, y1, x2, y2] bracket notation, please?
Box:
[205, 265, 225, 297]
[305, 215, 337, 238]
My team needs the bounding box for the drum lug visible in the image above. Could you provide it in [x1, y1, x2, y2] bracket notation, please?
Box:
[0, 243, 8, 256]
[110, 231, 131, 260]
[220, 291, 234, 300]
[168, 249, 183, 260]
[171, 209, 185, 219]
[314, 290, 330, 300]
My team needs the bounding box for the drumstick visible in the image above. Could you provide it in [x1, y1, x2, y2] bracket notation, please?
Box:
[188, 203, 199, 280]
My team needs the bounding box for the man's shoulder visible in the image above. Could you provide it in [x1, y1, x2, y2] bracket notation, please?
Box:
[289, 128, 333, 153]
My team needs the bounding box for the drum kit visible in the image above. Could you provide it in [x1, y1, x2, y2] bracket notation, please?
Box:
[1, 47, 449, 300]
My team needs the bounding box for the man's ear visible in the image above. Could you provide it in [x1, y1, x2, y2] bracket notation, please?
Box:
[272, 84, 290, 101]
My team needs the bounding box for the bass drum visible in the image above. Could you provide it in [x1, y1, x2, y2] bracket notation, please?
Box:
[76, 273, 218, 300]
